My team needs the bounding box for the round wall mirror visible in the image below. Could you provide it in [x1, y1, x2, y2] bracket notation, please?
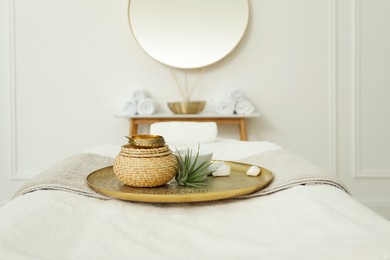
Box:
[128, 0, 249, 69]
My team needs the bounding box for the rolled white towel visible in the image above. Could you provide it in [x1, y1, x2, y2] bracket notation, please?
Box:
[122, 100, 138, 116]
[235, 99, 255, 115]
[137, 98, 155, 115]
[132, 89, 148, 101]
[228, 89, 245, 102]
[215, 99, 235, 115]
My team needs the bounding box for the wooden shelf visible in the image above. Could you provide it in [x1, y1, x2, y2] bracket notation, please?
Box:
[116, 113, 261, 141]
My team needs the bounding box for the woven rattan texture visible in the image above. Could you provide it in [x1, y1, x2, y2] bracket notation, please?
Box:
[113, 145, 178, 187]
[120, 144, 172, 158]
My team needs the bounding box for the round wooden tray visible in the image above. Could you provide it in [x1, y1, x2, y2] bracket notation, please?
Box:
[86, 161, 273, 203]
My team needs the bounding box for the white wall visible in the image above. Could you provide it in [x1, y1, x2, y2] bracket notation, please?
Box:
[336, 0, 390, 217]
[1, 0, 389, 217]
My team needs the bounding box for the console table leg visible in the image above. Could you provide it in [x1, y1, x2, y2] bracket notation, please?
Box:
[239, 118, 247, 141]
[130, 119, 138, 136]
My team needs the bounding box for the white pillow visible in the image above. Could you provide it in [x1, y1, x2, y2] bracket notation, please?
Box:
[150, 122, 218, 147]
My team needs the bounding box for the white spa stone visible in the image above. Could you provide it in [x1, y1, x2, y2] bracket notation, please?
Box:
[212, 164, 231, 177]
[246, 166, 261, 176]
[208, 162, 225, 172]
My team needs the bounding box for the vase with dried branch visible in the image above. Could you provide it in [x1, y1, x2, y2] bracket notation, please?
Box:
[167, 68, 206, 114]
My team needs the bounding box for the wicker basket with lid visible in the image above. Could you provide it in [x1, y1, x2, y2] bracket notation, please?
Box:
[113, 135, 178, 187]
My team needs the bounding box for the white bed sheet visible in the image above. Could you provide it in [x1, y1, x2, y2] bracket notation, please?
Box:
[1, 140, 390, 260]
[84, 138, 282, 160]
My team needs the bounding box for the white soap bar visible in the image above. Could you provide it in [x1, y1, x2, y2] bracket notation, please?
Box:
[246, 166, 261, 176]
[212, 164, 231, 177]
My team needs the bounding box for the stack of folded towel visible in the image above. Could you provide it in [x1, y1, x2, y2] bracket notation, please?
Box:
[122, 90, 156, 116]
[214, 89, 255, 115]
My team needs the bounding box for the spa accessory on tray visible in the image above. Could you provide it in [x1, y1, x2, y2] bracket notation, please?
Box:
[211, 163, 231, 177]
[116, 135, 217, 188]
[113, 135, 177, 187]
[125, 134, 166, 148]
[246, 165, 261, 176]
[174, 147, 213, 187]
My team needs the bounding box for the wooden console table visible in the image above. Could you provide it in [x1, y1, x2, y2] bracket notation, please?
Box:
[116, 113, 260, 141]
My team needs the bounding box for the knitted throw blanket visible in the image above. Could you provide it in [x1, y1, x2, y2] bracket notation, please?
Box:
[15, 150, 349, 200]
